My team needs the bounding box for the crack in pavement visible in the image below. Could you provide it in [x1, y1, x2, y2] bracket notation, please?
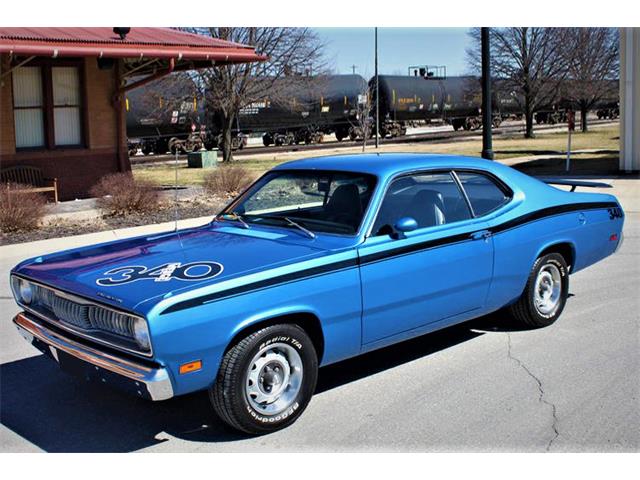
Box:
[507, 333, 560, 451]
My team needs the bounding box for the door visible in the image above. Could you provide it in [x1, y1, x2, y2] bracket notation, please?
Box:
[358, 171, 494, 345]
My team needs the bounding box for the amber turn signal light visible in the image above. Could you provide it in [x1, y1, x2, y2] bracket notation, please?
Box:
[179, 360, 202, 374]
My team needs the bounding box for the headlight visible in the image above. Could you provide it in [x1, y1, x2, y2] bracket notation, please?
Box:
[132, 317, 151, 351]
[12, 277, 33, 305]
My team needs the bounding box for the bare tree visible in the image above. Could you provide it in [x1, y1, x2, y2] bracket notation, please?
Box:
[467, 27, 571, 138]
[351, 84, 374, 152]
[563, 28, 619, 132]
[183, 28, 326, 162]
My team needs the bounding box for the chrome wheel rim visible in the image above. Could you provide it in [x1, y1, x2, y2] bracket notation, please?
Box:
[534, 264, 562, 316]
[245, 342, 303, 415]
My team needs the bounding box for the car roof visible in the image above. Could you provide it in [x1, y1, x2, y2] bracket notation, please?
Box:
[273, 153, 509, 180]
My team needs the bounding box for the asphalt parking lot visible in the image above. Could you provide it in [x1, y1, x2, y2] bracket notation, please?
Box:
[1, 213, 638, 452]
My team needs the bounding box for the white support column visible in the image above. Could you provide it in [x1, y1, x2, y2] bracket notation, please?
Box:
[620, 28, 640, 172]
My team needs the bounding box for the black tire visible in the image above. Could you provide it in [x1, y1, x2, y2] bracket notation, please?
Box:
[210, 324, 318, 435]
[508, 253, 569, 328]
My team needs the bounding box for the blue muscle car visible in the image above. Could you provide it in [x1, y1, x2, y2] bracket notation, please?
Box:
[10, 153, 624, 434]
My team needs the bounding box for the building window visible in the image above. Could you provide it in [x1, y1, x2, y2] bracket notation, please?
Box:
[12, 63, 84, 149]
[52, 67, 82, 146]
[12, 66, 45, 148]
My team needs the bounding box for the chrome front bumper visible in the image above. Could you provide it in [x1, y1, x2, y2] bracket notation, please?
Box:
[13, 312, 174, 401]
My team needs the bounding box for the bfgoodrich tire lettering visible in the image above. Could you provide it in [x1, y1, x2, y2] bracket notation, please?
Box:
[508, 253, 569, 328]
[210, 324, 318, 434]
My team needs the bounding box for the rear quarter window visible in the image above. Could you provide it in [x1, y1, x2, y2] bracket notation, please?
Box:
[456, 171, 511, 217]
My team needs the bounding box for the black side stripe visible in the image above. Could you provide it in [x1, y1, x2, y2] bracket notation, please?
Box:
[160, 201, 617, 314]
[358, 231, 472, 265]
[161, 258, 358, 314]
[489, 202, 617, 235]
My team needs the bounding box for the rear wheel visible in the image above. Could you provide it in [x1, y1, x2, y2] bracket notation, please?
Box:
[210, 324, 318, 434]
[508, 253, 569, 328]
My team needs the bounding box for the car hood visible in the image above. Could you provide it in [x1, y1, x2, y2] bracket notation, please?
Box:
[13, 223, 337, 313]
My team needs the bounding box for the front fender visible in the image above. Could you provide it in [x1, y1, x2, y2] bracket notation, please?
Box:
[146, 266, 362, 397]
[231, 305, 322, 340]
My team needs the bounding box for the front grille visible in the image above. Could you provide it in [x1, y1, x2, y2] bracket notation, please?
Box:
[31, 283, 135, 339]
[88, 306, 135, 337]
[48, 291, 92, 330]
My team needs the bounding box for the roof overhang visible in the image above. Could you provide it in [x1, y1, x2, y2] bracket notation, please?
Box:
[0, 28, 267, 74]
[0, 40, 266, 63]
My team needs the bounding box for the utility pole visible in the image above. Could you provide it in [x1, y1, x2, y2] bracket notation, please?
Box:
[375, 27, 379, 149]
[481, 27, 494, 160]
[351, 64, 357, 75]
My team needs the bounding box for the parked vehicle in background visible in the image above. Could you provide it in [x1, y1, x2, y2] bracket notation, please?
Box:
[10, 154, 624, 434]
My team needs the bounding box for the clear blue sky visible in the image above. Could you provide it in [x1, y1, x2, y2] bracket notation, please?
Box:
[314, 28, 474, 78]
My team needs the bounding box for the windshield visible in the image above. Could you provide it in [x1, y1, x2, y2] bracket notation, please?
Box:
[220, 170, 377, 235]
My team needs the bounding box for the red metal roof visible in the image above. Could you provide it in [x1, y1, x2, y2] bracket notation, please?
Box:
[0, 27, 266, 64]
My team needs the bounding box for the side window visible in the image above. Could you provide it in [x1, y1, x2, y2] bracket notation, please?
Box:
[372, 172, 472, 236]
[456, 172, 511, 216]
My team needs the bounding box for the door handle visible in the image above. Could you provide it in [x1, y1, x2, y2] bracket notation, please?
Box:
[470, 230, 492, 240]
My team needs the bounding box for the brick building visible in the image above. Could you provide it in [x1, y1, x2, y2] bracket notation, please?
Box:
[0, 28, 264, 200]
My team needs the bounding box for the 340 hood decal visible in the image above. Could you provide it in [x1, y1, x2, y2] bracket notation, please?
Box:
[96, 261, 224, 287]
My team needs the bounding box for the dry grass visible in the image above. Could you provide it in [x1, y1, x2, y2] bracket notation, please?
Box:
[0, 183, 48, 232]
[132, 124, 620, 186]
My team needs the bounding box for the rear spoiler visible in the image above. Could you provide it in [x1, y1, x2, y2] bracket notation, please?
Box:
[538, 178, 613, 192]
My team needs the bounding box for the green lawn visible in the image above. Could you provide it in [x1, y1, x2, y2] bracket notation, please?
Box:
[132, 125, 620, 186]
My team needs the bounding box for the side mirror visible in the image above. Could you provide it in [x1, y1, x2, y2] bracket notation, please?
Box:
[393, 217, 418, 239]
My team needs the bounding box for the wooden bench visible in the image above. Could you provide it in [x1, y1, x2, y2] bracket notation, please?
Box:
[1, 165, 58, 203]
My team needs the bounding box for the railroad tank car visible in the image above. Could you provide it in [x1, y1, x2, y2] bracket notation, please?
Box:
[372, 74, 514, 137]
[533, 79, 619, 124]
[125, 75, 209, 155]
[236, 74, 367, 146]
[125, 72, 620, 155]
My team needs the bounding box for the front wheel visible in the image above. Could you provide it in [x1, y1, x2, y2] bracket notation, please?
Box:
[210, 324, 318, 434]
[507, 253, 569, 328]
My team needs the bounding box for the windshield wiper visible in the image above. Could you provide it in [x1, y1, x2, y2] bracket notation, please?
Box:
[217, 211, 250, 229]
[281, 217, 316, 239]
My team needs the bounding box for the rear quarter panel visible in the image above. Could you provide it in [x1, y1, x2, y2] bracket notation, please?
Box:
[487, 189, 623, 311]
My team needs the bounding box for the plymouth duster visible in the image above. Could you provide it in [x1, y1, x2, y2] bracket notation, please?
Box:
[10, 153, 624, 434]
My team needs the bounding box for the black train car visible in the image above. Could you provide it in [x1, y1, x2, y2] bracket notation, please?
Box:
[372, 74, 521, 137]
[236, 74, 367, 146]
[372, 75, 480, 136]
[126, 75, 209, 155]
[529, 79, 619, 125]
